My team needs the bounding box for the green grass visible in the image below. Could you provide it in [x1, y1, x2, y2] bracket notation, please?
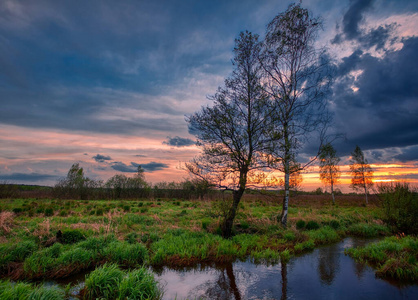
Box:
[83, 263, 124, 300]
[1, 195, 409, 292]
[345, 235, 418, 281]
[118, 268, 163, 300]
[83, 264, 162, 300]
[0, 280, 65, 300]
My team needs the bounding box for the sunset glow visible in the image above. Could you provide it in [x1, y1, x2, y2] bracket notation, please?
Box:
[0, 0, 417, 192]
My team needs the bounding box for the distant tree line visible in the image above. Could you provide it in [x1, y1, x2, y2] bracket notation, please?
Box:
[51, 163, 213, 200]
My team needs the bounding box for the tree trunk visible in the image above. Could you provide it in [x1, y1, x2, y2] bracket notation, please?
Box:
[331, 182, 335, 205]
[280, 125, 290, 228]
[280, 170, 290, 227]
[364, 185, 368, 205]
[221, 188, 245, 238]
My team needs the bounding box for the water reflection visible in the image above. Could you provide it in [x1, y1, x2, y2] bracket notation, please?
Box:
[317, 244, 339, 284]
[280, 261, 287, 300]
[156, 238, 418, 300]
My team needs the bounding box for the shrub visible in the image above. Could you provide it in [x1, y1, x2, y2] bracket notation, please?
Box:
[95, 208, 104, 216]
[377, 182, 418, 234]
[61, 229, 86, 244]
[296, 220, 306, 230]
[305, 221, 320, 230]
[329, 220, 340, 229]
[201, 218, 211, 230]
[12, 207, 23, 214]
[84, 263, 124, 300]
[45, 208, 54, 217]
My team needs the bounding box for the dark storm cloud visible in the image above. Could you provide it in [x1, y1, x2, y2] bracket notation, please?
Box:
[0, 0, 259, 136]
[132, 162, 169, 172]
[163, 136, 195, 147]
[331, 36, 418, 156]
[111, 161, 169, 173]
[341, 0, 374, 40]
[332, 0, 398, 51]
[92, 154, 112, 162]
[0, 173, 57, 182]
[111, 162, 137, 173]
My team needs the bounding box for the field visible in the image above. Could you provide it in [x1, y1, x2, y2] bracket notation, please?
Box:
[0, 193, 416, 298]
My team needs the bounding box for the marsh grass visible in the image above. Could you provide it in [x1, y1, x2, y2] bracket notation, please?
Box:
[0, 280, 64, 300]
[0, 195, 399, 283]
[346, 236, 418, 281]
[83, 264, 162, 300]
[83, 263, 123, 299]
[118, 268, 163, 300]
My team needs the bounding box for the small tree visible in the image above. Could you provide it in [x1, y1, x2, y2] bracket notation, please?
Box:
[187, 31, 272, 238]
[350, 145, 373, 204]
[55, 163, 91, 199]
[262, 3, 332, 227]
[319, 143, 341, 205]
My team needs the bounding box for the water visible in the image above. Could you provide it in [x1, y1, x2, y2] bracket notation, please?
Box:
[154, 238, 418, 300]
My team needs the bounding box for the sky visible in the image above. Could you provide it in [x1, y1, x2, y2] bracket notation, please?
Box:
[1, 0, 417, 191]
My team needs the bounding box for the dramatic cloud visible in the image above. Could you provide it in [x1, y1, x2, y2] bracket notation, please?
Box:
[0, 0, 417, 187]
[92, 154, 112, 162]
[331, 36, 418, 157]
[0, 173, 57, 182]
[110, 162, 138, 173]
[111, 161, 169, 173]
[132, 162, 169, 172]
[163, 136, 195, 147]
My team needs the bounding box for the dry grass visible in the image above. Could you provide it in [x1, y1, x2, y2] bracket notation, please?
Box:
[0, 211, 15, 234]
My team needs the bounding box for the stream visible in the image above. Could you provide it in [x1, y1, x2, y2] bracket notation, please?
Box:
[57, 237, 417, 299]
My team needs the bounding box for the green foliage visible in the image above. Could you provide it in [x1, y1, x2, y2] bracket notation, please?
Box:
[61, 229, 86, 244]
[102, 242, 148, 266]
[201, 218, 211, 230]
[28, 285, 64, 300]
[294, 240, 315, 252]
[296, 220, 306, 230]
[12, 207, 23, 214]
[24, 243, 63, 275]
[84, 263, 124, 300]
[307, 226, 339, 244]
[348, 223, 390, 237]
[305, 220, 320, 230]
[329, 220, 340, 229]
[125, 232, 139, 244]
[44, 208, 54, 216]
[0, 281, 33, 300]
[284, 231, 296, 241]
[346, 236, 418, 281]
[0, 241, 37, 267]
[377, 182, 418, 234]
[118, 268, 162, 300]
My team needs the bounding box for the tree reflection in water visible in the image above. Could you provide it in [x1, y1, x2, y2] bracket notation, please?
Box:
[317, 244, 340, 285]
[280, 260, 288, 300]
[189, 262, 242, 300]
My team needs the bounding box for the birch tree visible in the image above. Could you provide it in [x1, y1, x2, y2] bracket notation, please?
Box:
[262, 4, 332, 226]
[186, 31, 272, 238]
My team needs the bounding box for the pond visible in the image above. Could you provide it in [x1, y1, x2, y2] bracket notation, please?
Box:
[58, 237, 417, 299]
[153, 237, 417, 300]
